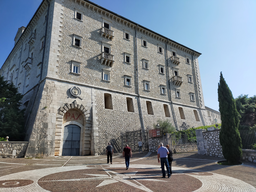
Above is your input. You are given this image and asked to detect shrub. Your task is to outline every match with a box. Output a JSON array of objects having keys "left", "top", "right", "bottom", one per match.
[
  {"left": 154, "top": 119, "right": 176, "bottom": 134},
  {"left": 252, "top": 144, "right": 256, "bottom": 150},
  {"left": 0, "top": 137, "right": 6, "bottom": 141}
]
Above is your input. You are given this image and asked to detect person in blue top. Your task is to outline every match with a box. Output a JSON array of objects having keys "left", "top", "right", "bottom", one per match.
[{"left": 157, "top": 143, "right": 171, "bottom": 178}]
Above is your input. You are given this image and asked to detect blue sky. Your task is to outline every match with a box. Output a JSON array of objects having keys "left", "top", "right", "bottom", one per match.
[{"left": 0, "top": 0, "right": 255, "bottom": 111}]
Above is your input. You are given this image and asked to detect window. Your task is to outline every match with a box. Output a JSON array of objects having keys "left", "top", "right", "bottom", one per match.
[
  {"left": 159, "top": 65, "right": 164, "bottom": 74},
  {"left": 179, "top": 107, "right": 185, "bottom": 119},
  {"left": 37, "top": 62, "right": 42, "bottom": 78},
  {"left": 142, "top": 59, "right": 149, "bottom": 69},
  {"left": 194, "top": 110, "right": 200, "bottom": 121},
  {"left": 176, "top": 89, "right": 180, "bottom": 98},
  {"left": 160, "top": 85, "right": 166, "bottom": 95},
  {"left": 102, "top": 70, "right": 110, "bottom": 82},
  {"left": 40, "top": 37, "right": 45, "bottom": 50},
  {"left": 124, "top": 76, "right": 131, "bottom": 87},
  {"left": 104, "top": 46, "right": 110, "bottom": 53},
  {"left": 172, "top": 52, "right": 176, "bottom": 56},
  {"left": 174, "top": 70, "right": 178, "bottom": 76},
  {"left": 186, "top": 58, "right": 190, "bottom": 64},
  {"left": 124, "top": 32, "right": 130, "bottom": 40},
  {"left": 75, "top": 39, "right": 80, "bottom": 46},
  {"left": 146, "top": 101, "right": 154, "bottom": 115},
  {"left": 126, "top": 97, "right": 134, "bottom": 112},
  {"left": 72, "top": 35, "right": 82, "bottom": 48},
  {"left": 104, "top": 93, "right": 113, "bottom": 109},
  {"left": 75, "top": 11, "right": 82, "bottom": 21},
  {"left": 30, "top": 52, "right": 34, "bottom": 62},
  {"left": 44, "top": 15, "right": 47, "bottom": 24},
  {"left": 163, "top": 104, "right": 170, "bottom": 117},
  {"left": 71, "top": 61, "right": 80, "bottom": 75},
  {"left": 188, "top": 75, "right": 192, "bottom": 83},
  {"left": 124, "top": 53, "right": 131, "bottom": 64},
  {"left": 142, "top": 39, "right": 147, "bottom": 47},
  {"left": 190, "top": 93, "right": 195, "bottom": 102},
  {"left": 24, "top": 100, "right": 29, "bottom": 108},
  {"left": 104, "top": 22, "right": 110, "bottom": 29},
  {"left": 143, "top": 81, "right": 150, "bottom": 91},
  {"left": 33, "top": 29, "right": 37, "bottom": 39},
  {"left": 158, "top": 46, "right": 163, "bottom": 54}
]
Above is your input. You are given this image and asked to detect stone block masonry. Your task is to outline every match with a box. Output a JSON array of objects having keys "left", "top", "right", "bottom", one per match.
[
  {"left": 196, "top": 129, "right": 223, "bottom": 158},
  {"left": 0, "top": 141, "right": 29, "bottom": 158}
]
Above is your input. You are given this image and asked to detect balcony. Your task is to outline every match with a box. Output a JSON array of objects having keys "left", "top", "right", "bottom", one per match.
[
  {"left": 171, "top": 76, "right": 183, "bottom": 86},
  {"left": 170, "top": 56, "right": 180, "bottom": 65},
  {"left": 101, "top": 52, "right": 114, "bottom": 67},
  {"left": 101, "top": 27, "right": 114, "bottom": 40},
  {"left": 28, "top": 32, "right": 36, "bottom": 45},
  {"left": 23, "top": 57, "right": 33, "bottom": 70}
]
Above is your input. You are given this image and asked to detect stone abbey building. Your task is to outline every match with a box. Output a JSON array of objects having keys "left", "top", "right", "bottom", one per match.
[{"left": 0, "top": 0, "right": 220, "bottom": 157}]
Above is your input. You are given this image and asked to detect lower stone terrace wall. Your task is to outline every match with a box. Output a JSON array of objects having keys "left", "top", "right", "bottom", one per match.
[
  {"left": 148, "top": 134, "right": 197, "bottom": 153},
  {"left": 242, "top": 149, "right": 256, "bottom": 163},
  {"left": 174, "top": 143, "right": 198, "bottom": 153},
  {"left": 0, "top": 141, "right": 29, "bottom": 158},
  {"left": 196, "top": 129, "right": 256, "bottom": 164}
]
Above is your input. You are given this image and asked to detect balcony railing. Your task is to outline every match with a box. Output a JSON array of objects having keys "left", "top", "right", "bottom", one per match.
[
  {"left": 170, "top": 56, "right": 180, "bottom": 65},
  {"left": 28, "top": 32, "right": 36, "bottom": 44},
  {"left": 171, "top": 76, "right": 183, "bottom": 86},
  {"left": 101, "top": 27, "right": 114, "bottom": 40},
  {"left": 23, "top": 57, "right": 33, "bottom": 70},
  {"left": 101, "top": 52, "right": 114, "bottom": 67}
]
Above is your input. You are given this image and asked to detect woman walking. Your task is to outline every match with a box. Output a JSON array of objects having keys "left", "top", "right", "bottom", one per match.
[{"left": 166, "top": 145, "right": 173, "bottom": 175}]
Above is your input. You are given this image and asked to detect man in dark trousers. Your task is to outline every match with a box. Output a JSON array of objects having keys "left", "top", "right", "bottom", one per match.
[
  {"left": 106, "top": 143, "right": 113, "bottom": 164},
  {"left": 123, "top": 144, "right": 132, "bottom": 170},
  {"left": 157, "top": 143, "right": 171, "bottom": 178}
]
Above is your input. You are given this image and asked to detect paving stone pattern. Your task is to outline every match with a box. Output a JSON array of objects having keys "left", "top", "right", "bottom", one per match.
[{"left": 0, "top": 152, "right": 255, "bottom": 191}]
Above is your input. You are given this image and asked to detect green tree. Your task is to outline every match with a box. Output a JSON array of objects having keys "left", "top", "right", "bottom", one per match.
[
  {"left": 235, "top": 94, "right": 256, "bottom": 130},
  {"left": 154, "top": 119, "right": 176, "bottom": 134},
  {"left": 0, "top": 76, "right": 25, "bottom": 141},
  {"left": 218, "top": 72, "right": 242, "bottom": 164}
]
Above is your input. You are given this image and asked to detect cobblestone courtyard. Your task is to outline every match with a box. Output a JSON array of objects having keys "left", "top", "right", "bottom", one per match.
[{"left": 0, "top": 152, "right": 255, "bottom": 192}]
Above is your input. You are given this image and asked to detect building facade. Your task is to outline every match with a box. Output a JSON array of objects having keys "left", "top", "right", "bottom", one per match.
[{"left": 0, "top": 0, "right": 220, "bottom": 157}]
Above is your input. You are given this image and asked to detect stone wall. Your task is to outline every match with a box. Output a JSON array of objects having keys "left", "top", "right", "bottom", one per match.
[
  {"left": 0, "top": 141, "right": 29, "bottom": 158},
  {"left": 174, "top": 143, "right": 198, "bottom": 153},
  {"left": 196, "top": 129, "right": 223, "bottom": 158},
  {"left": 148, "top": 133, "right": 197, "bottom": 153},
  {"left": 242, "top": 149, "right": 256, "bottom": 163},
  {"left": 196, "top": 129, "right": 256, "bottom": 164}
]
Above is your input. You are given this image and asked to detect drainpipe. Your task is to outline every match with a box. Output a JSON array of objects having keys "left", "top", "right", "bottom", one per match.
[
  {"left": 134, "top": 25, "right": 145, "bottom": 136},
  {"left": 165, "top": 40, "right": 178, "bottom": 130}
]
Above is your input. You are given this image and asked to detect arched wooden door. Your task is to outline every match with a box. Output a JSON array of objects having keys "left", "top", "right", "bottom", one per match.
[{"left": 62, "top": 124, "right": 81, "bottom": 156}]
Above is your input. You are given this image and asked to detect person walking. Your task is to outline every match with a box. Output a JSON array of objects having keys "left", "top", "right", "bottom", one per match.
[
  {"left": 166, "top": 144, "right": 173, "bottom": 175},
  {"left": 157, "top": 143, "right": 171, "bottom": 178},
  {"left": 138, "top": 140, "right": 143, "bottom": 153},
  {"left": 123, "top": 144, "right": 132, "bottom": 170},
  {"left": 106, "top": 143, "right": 113, "bottom": 164}
]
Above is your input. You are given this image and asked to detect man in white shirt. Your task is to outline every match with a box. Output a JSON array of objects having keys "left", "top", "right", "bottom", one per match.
[{"left": 157, "top": 143, "right": 171, "bottom": 178}]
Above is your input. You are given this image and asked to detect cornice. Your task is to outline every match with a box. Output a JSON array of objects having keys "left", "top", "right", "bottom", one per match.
[
  {"left": 1, "top": 0, "right": 50, "bottom": 70},
  {"left": 77, "top": 0, "right": 201, "bottom": 56}
]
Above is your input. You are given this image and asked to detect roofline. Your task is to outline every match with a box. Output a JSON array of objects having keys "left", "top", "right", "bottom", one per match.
[
  {"left": 1, "top": 0, "right": 47, "bottom": 70},
  {"left": 84, "top": 0, "right": 201, "bottom": 55},
  {"left": 1, "top": 0, "right": 201, "bottom": 70},
  {"left": 205, "top": 106, "right": 220, "bottom": 113}
]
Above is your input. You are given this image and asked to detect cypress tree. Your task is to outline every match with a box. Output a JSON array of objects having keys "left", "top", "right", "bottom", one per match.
[
  {"left": 218, "top": 72, "right": 242, "bottom": 164},
  {"left": 0, "top": 76, "right": 25, "bottom": 141}
]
